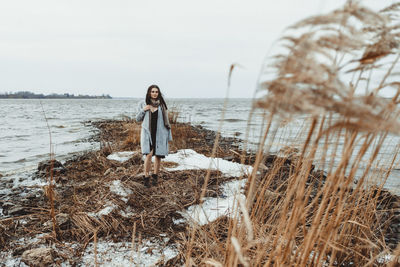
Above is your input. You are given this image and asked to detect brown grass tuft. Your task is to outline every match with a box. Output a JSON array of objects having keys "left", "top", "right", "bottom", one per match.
[{"left": 122, "top": 123, "right": 141, "bottom": 149}]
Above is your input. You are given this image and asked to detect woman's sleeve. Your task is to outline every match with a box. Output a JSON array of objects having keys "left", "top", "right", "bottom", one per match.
[{"left": 136, "top": 102, "right": 146, "bottom": 122}]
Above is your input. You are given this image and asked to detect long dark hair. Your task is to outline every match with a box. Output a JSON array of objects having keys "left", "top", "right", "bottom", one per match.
[{"left": 145, "top": 84, "right": 168, "bottom": 109}]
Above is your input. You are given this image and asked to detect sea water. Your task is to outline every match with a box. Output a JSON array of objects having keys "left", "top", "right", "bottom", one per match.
[{"left": 1, "top": 98, "right": 399, "bottom": 194}]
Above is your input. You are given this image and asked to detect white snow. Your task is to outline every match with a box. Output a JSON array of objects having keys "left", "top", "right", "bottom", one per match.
[
  {"left": 163, "top": 149, "right": 252, "bottom": 225},
  {"left": 119, "top": 206, "right": 135, "bottom": 218},
  {"left": 178, "top": 179, "right": 246, "bottom": 226},
  {"left": 7, "top": 171, "right": 47, "bottom": 189},
  {"left": 0, "top": 253, "right": 27, "bottom": 267},
  {"left": 88, "top": 202, "right": 118, "bottom": 218},
  {"left": 376, "top": 253, "right": 396, "bottom": 264},
  {"left": 109, "top": 180, "right": 132, "bottom": 200},
  {"left": 165, "top": 149, "right": 252, "bottom": 177},
  {"left": 79, "top": 239, "right": 178, "bottom": 267},
  {"left": 106, "top": 152, "right": 136, "bottom": 162},
  {"left": 172, "top": 217, "right": 186, "bottom": 225}
]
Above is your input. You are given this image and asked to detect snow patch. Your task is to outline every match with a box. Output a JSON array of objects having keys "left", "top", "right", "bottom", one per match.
[
  {"left": 107, "top": 152, "right": 135, "bottom": 162},
  {"left": 377, "top": 253, "right": 396, "bottom": 264},
  {"left": 0, "top": 253, "right": 27, "bottom": 267},
  {"left": 178, "top": 178, "right": 247, "bottom": 226},
  {"left": 88, "top": 203, "right": 118, "bottom": 218},
  {"left": 165, "top": 149, "right": 252, "bottom": 177},
  {"left": 172, "top": 218, "right": 186, "bottom": 225},
  {"left": 109, "top": 180, "right": 132, "bottom": 199},
  {"left": 119, "top": 207, "right": 135, "bottom": 218}
]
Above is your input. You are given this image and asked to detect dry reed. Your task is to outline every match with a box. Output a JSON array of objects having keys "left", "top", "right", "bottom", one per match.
[
  {"left": 180, "top": 1, "right": 400, "bottom": 266},
  {"left": 39, "top": 100, "right": 59, "bottom": 240}
]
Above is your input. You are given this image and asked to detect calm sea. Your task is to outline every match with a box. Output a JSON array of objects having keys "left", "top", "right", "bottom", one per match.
[{"left": 1, "top": 98, "right": 399, "bottom": 194}]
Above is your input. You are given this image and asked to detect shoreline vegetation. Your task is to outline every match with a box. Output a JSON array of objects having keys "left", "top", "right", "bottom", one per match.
[
  {"left": 0, "top": 91, "right": 112, "bottom": 99},
  {"left": 0, "top": 118, "right": 250, "bottom": 265},
  {"left": 1, "top": 118, "right": 400, "bottom": 266}
]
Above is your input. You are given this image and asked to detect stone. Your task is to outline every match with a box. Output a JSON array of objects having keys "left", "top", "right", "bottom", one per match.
[
  {"left": 7, "top": 206, "right": 28, "bottom": 216},
  {"left": 26, "top": 193, "right": 39, "bottom": 200},
  {"left": 21, "top": 248, "right": 54, "bottom": 267},
  {"left": 223, "top": 156, "right": 234, "bottom": 161},
  {"left": 37, "top": 160, "right": 65, "bottom": 177},
  {"left": 44, "top": 213, "right": 70, "bottom": 229},
  {"left": 38, "top": 159, "right": 63, "bottom": 172}
]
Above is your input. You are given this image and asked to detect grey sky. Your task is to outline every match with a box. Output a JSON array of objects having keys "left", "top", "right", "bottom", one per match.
[{"left": 0, "top": 0, "right": 395, "bottom": 98}]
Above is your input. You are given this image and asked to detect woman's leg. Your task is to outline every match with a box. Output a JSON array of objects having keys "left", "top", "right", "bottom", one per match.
[
  {"left": 151, "top": 156, "right": 161, "bottom": 186},
  {"left": 144, "top": 151, "right": 153, "bottom": 176},
  {"left": 154, "top": 156, "right": 161, "bottom": 175}
]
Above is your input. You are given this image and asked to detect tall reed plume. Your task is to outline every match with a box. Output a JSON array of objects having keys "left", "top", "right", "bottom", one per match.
[{"left": 183, "top": 1, "right": 400, "bottom": 266}]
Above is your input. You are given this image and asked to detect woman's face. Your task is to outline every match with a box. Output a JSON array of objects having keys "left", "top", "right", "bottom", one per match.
[{"left": 150, "top": 88, "right": 159, "bottom": 99}]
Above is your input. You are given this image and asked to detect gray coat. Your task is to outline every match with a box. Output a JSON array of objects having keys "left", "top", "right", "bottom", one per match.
[{"left": 135, "top": 101, "right": 172, "bottom": 156}]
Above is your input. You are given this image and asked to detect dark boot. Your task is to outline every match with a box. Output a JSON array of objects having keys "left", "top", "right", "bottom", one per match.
[
  {"left": 143, "top": 176, "right": 150, "bottom": 188},
  {"left": 151, "top": 174, "right": 158, "bottom": 186}
]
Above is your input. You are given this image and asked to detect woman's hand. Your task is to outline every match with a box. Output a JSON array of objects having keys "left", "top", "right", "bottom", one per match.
[{"left": 143, "top": 105, "right": 151, "bottom": 111}]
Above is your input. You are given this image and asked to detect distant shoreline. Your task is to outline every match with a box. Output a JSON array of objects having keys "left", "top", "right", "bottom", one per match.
[{"left": 0, "top": 91, "right": 112, "bottom": 99}]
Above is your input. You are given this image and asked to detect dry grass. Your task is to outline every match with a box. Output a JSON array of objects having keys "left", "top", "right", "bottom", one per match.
[
  {"left": 178, "top": 1, "right": 400, "bottom": 266},
  {"left": 0, "top": 116, "right": 249, "bottom": 264},
  {"left": 170, "top": 123, "right": 200, "bottom": 151},
  {"left": 122, "top": 123, "right": 141, "bottom": 150}
]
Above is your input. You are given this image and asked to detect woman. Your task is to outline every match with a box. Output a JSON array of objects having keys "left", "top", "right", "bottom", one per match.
[{"left": 136, "top": 85, "right": 172, "bottom": 187}]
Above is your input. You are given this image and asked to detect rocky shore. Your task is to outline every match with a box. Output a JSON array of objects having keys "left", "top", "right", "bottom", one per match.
[{"left": 1, "top": 119, "right": 399, "bottom": 266}]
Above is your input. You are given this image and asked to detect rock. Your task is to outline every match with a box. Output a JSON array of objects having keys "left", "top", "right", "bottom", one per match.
[
  {"left": 7, "top": 206, "right": 28, "bottom": 216},
  {"left": 0, "top": 173, "right": 3, "bottom": 178},
  {"left": 37, "top": 160, "right": 65, "bottom": 177},
  {"left": 26, "top": 192, "right": 40, "bottom": 200},
  {"left": 38, "top": 159, "right": 63, "bottom": 172},
  {"left": 223, "top": 156, "right": 234, "bottom": 161},
  {"left": 44, "top": 213, "right": 70, "bottom": 229},
  {"left": 21, "top": 248, "right": 55, "bottom": 267}
]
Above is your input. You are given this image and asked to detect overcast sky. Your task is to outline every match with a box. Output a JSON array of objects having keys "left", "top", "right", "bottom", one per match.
[{"left": 0, "top": 0, "right": 395, "bottom": 98}]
